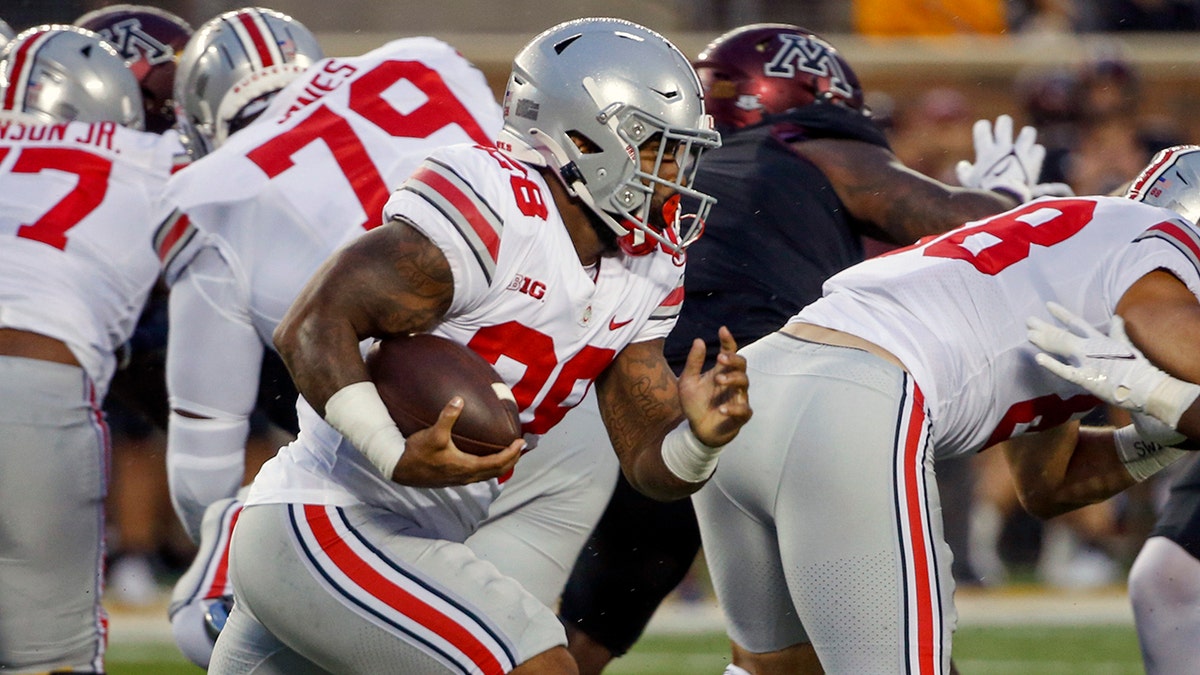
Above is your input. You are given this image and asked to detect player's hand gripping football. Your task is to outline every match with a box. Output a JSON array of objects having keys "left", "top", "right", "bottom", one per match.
[
  {"left": 677, "top": 326, "right": 752, "bottom": 447},
  {"left": 391, "top": 397, "right": 523, "bottom": 487},
  {"left": 955, "top": 114, "right": 1072, "bottom": 202},
  {"left": 1027, "top": 301, "right": 1200, "bottom": 432}
]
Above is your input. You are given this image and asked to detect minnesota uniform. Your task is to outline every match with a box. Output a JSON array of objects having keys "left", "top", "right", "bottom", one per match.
[
  {"left": 694, "top": 195, "right": 1200, "bottom": 673},
  {"left": 0, "top": 118, "right": 182, "bottom": 672}
]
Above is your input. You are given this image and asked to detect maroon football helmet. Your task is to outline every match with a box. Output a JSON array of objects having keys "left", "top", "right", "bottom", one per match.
[
  {"left": 75, "top": 4, "right": 193, "bottom": 133},
  {"left": 693, "top": 23, "right": 866, "bottom": 130}
]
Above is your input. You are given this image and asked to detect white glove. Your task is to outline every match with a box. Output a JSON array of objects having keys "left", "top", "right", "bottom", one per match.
[
  {"left": 955, "top": 114, "right": 1047, "bottom": 203},
  {"left": 1027, "top": 301, "right": 1200, "bottom": 428}
]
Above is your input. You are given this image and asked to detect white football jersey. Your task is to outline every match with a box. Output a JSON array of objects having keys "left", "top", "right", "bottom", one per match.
[
  {"left": 248, "top": 142, "right": 686, "bottom": 540},
  {"left": 159, "top": 37, "right": 504, "bottom": 346},
  {"left": 795, "top": 196, "right": 1200, "bottom": 457},
  {"left": 0, "top": 119, "right": 183, "bottom": 395}
]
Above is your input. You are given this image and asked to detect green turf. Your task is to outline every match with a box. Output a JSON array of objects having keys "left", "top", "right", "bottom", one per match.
[{"left": 104, "top": 624, "right": 1144, "bottom": 674}]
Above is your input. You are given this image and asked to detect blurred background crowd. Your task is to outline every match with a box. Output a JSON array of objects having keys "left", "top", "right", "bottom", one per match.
[{"left": 5, "top": 0, "right": 1198, "bottom": 609}]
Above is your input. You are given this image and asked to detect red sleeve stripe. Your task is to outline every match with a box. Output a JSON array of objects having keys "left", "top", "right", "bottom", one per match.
[
  {"left": 649, "top": 277, "right": 685, "bottom": 321},
  {"left": 227, "top": 9, "right": 282, "bottom": 69},
  {"left": 3, "top": 29, "right": 54, "bottom": 112},
  {"left": 292, "top": 504, "right": 515, "bottom": 674},
  {"left": 401, "top": 159, "right": 503, "bottom": 284},
  {"left": 1136, "top": 220, "right": 1200, "bottom": 279},
  {"left": 154, "top": 209, "right": 195, "bottom": 264}
]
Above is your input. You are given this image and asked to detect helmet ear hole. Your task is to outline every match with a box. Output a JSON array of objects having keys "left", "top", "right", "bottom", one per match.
[{"left": 567, "top": 131, "right": 601, "bottom": 154}]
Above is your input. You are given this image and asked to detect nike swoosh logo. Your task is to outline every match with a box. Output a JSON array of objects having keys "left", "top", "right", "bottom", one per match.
[
  {"left": 609, "top": 317, "right": 633, "bottom": 331},
  {"left": 1084, "top": 352, "right": 1136, "bottom": 360}
]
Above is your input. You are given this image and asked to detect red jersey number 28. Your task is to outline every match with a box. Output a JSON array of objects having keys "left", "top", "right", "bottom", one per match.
[
  {"left": 923, "top": 199, "right": 1097, "bottom": 275},
  {"left": 2, "top": 146, "right": 114, "bottom": 251}
]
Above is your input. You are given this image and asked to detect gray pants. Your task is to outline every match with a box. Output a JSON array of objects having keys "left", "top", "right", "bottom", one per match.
[
  {"left": 210, "top": 502, "right": 567, "bottom": 674},
  {"left": 693, "top": 334, "right": 956, "bottom": 674},
  {"left": 0, "top": 356, "right": 109, "bottom": 673}
]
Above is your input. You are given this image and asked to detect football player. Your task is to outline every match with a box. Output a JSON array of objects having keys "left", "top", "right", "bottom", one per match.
[
  {"left": 556, "top": 23, "right": 1068, "bottom": 674},
  {"left": 207, "top": 18, "right": 749, "bottom": 674},
  {"left": 691, "top": 149, "right": 1200, "bottom": 672},
  {"left": 155, "top": 7, "right": 516, "bottom": 668},
  {"left": 0, "top": 25, "right": 186, "bottom": 674}
]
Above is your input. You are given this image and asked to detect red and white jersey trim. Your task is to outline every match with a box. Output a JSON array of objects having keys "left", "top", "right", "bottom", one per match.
[{"left": 400, "top": 158, "right": 503, "bottom": 284}]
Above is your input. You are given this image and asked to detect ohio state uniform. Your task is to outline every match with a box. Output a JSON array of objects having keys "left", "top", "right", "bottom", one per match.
[
  {"left": 217, "top": 141, "right": 684, "bottom": 673},
  {"left": 0, "top": 118, "right": 182, "bottom": 673},
  {"left": 158, "top": 37, "right": 504, "bottom": 661},
  {"left": 695, "top": 195, "right": 1200, "bottom": 674}
]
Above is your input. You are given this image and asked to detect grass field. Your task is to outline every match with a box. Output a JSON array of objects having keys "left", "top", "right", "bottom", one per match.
[{"left": 104, "top": 622, "right": 1143, "bottom": 674}]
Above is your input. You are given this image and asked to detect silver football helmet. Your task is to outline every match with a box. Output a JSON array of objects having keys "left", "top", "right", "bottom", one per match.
[
  {"left": 0, "top": 25, "right": 144, "bottom": 128},
  {"left": 497, "top": 18, "right": 721, "bottom": 256},
  {"left": 174, "top": 7, "right": 322, "bottom": 156},
  {"left": 1126, "top": 145, "right": 1200, "bottom": 224}
]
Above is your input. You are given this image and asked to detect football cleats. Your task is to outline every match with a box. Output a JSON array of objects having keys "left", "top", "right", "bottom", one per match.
[
  {"left": 1126, "top": 144, "right": 1200, "bottom": 225},
  {"left": 693, "top": 23, "right": 867, "bottom": 131},
  {"left": 76, "top": 4, "right": 193, "bottom": 134},
  {"left": 174, "top": 7, "right": 322, "bottom": 156},
  {"left": 0, "top": 25, "right": 144, "bottom": 128},
  {"left": 497, "top": 18, "right": 720, "bottom": 256}
]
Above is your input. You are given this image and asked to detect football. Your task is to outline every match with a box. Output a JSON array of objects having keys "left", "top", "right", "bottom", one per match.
[{"left": 365, "top": 334, "right": 522, "bottom": 456}]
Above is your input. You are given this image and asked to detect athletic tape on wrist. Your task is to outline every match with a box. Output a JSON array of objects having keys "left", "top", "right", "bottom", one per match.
[
  {"left": 1113, "top": 424, "right": 1187, "bottom": 482},
  {"left": 324, "top": 381, "right": 405, "bottom": 478},
  {"left": 1146, "top": 377, "right": 1200, "bottom": 430},
  {"left": 661, "top": 420, "right": 722, "bottom": 483}
]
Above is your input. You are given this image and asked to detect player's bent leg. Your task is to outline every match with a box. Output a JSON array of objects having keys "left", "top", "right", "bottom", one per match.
[
  {"left": 699, "top": 335, "right": 955, "bottom": 674},
  {"left": 467, "top": 391, "right": 619, "bottom": 606},
  {"left": 227, "top": 502, "right": 568, "bottom": 673},
  {"left": 0, "top": 360, "right": 108, "bottom": 673},
  {"left": 169, "top": 492, "right": 245, "bottom": 667},
  {"left": 730, "top": 640, "right": 823, "bottom": 675},
  {"left": 1129, "top": 536, "right": 1200, "bottom": 674}
]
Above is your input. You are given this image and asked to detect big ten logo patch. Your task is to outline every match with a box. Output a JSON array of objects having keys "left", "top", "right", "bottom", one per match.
[{"left": 507, "top": 274, "right": 546, "bottom": 300}]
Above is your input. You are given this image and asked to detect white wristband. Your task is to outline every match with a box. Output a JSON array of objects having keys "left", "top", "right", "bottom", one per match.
[
  {"left": 1113, "top": 424, "right": 1187, "bottom": 482},
  {"left": 1146, "top": 376, "right": 1200, "bottom": 430},
  {"left": 324, "top": 381, "right": 405, "bottom": 478},
  {"left": 661, "top": 421, "right": 722, "bottom": 483}
]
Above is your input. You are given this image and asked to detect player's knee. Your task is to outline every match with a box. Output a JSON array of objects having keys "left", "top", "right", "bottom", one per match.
[{"left": 1130, "top": 538, "right": 1200, "bottom": 613}]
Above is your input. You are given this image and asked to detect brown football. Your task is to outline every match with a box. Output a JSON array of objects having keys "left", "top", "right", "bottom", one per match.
[{"left": 365, "top": 334, "right": 521, "bottom": 456}]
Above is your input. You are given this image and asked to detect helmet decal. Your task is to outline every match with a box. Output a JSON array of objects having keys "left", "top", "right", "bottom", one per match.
[
  {"left": 763, "top": 33, "right": 855, "bottom": 101},
  {"left": 1, "top": 25, "right": 143, "bottom": 128}
]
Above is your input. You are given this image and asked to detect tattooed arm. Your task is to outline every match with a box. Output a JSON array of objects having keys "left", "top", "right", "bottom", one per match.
[
  {"left": 274, "top": 217, "right": 521, "bottom": 486},
  {"left": 790, "top": 138, "right": 1018, "bottom": 244},
  {"left": 274, "top": 217, "right": 453, "bottom": 414},
  {"left": 595, "top": 328, "right": 751, "bottom": 501}
]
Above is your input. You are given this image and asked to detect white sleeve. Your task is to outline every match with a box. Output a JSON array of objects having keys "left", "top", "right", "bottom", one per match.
[{"left": 165, "top": 246, "right": 263, "bottom": 539}]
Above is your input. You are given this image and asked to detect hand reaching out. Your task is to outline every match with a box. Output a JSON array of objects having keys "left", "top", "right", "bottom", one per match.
[{"left": 677, "top": 325, "right": 751, "bottom": 447}]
